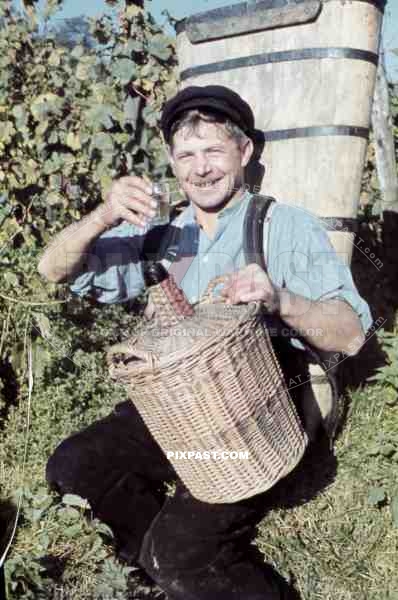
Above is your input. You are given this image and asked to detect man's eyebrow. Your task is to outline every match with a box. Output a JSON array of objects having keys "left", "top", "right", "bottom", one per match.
[
  {"left": 175, "top": 150, "right": 194, "bottom": 157},
  {"left": 174, "top": 144, "right": 226, "bottom": 157}
]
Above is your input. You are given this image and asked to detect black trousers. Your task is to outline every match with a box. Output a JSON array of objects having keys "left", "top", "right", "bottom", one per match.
[
  {"left": 0, "top": 564, "right": 5, "bottom": 600},
  {"left": 46, "top": 401, "right": 287, "bottom": 600}
]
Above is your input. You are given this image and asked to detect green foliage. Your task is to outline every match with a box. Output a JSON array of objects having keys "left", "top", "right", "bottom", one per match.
[
  {"left": 0, "top": 0, "right": 178, "bottom": 596},
  {"left": 4, "top": 485, "right": 132, "bottom": 598},
  {"left": 368, "top": 330, "right": 398, "bottom": 394},
  {"left": 1, "top": 296, "right": 142, "bottom": 597},
  {"left": 255, "top": 383, "right": 398, "bottom": 599},
  {"left": 0, "top": 1, "right": 396, "bottom": 597},
  {"left": 359, "top": 82, "right": 398, "bottom": 216},
  {"left": 367, "top": 485, "right": 387, "bottom": 506},
  {"left": 0, "top": 0, "right": 178, "bottom": 248}
]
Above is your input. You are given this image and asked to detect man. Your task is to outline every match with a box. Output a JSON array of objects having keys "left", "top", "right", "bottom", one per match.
[
  {"left": 39, "top": 85, "right": 371, "bottom": 599},
  {"left": 0, "top": 564, "right": 5, "bottom": 600}
]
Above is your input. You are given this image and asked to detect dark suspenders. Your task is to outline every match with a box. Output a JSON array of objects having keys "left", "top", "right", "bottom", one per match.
[
  {"left": 243, "top": 193, "right": 276, "bottom": 273},
  {"left": 242, "top": 193, "right": 339, "bottom": 441},
  {"left": 142, "top": 193, "right": 339, "bottom": 440}
]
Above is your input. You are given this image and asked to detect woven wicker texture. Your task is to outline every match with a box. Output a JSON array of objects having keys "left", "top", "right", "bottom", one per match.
[
  {"left": 108, "top": 278, "right": 308, "bottom": 503},
  {"left": 149, "top": 277, "right": 195, "bottom": 329}
]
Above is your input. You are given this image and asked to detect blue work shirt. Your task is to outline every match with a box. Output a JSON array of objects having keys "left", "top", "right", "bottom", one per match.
[{"left": 70, "top": 192, "right": 372, "bottom": 338}]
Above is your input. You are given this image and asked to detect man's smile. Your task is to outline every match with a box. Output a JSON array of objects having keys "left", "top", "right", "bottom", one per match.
[{"left": 190, "top": 177, "right": 224, "bottom": 189}]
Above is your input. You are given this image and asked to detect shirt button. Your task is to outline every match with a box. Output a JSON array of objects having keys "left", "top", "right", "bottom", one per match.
[{"left": 203, "top": 255, "right": 209, "bottom": 264}]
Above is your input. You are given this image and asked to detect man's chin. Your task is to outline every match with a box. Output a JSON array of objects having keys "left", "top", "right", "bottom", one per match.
[
  {"left": 185, "top": 184, "right": 236, "bottom": 211},
  {"left": 189, "top": 194, "right": 231, "bottom": 212}
]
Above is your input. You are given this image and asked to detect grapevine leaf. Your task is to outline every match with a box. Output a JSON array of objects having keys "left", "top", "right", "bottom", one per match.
[
  {"left": 124, "top": 95, "right": 140, "bottom": 127},
  {"left": 62, "top": 493, "right": 91, "bottom": 510},
  {"left": 64, "top": 524, "right": 84, "bottom": 538},
  {"left": 86, "top": 104, "right": 115, "bottom": 130},
  {"left": 127, "top": 39, "right": 144, "bottom": 53},
  {"left": 142, "top": 104, "right": 160, "bottom": 127},
  {"left": 112, "top": 58, "right": 137, "bottom": 84},
  {"left": 58, "top": 507, "right": 81, "bottom": 523},
  {"left": 66, "top": 132, "right": 82, "bottom": 151},
  {"left": 367, "top": 487, "right": 387, "bottom": 507},
  {"left": 12, "top": 105, "right": 27, "bottom": 124},
  {"left": 48, "top": 51, "right": 61, "bottom": 67},
  {"left": 91, "top": 132, "right": 114, "bottom": 155},
  {"left": 30, "top": 93, "right": 63, "bottom": 120},
  {"left": 93, "top": 520, "right": 115, "bottom": 538},
  {"left": 71, "top": 45, "right": 85, "bottom": 60},
  {"left": 33, "top": 313, "right": 51, "bottom": 339},
  {"left": 125, "top": 5, "right": 142, "bottom": 18},
  {"left": 148, "top": 34, "right": 172, "bottom": 61}
]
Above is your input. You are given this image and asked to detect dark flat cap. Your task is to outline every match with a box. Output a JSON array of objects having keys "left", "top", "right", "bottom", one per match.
[{"left": 160, "top": 85, "right": 255, "bottom": 143}]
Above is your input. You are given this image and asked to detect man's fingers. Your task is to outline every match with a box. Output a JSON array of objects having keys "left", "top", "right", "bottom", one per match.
[
  {"left": 119, "top": 206, "right": 147, "bottom": 228},
  {"left": 217, "top": 267, "right": 274, "bottom": 305},
  {"left": 222, "top": 281, "right": 266, "bottom": 304},
  {"left": 220, "top": 275, "right": 235, "bottom": 295},
  {"left": 221, "top": 280, "right": 253, "bottom": 297},
  {"left": 122, "top": 192, "right": 157, "bottom": 218},
  {"left": 100, "top": 175, "right": 159, "bottom": 227},
  {"left": 220, "top": 268, "right": 268, "bottom": 299},
  {"left": 121, "top": 176, "right": 153, "bottom": 195},
  {"left": 110, "top": 176, "right": 156, "bottom": 210},
  {"left": 123, "top": 182, "right": 155, "bottom": 205},
  {"left": 115, "top": 186, "right": 156, "bottom": 209},
  {"left": 221, "top": 286, "right": 242, "bottom": 304},
  {"left": 236, "top": 291, "right": 259, "bottom": 302},
  {"left": 110, "top": 190, "right": 156, "bottom": 219}
]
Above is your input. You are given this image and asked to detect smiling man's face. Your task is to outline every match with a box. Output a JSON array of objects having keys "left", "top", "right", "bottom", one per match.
[{"left": 169, "top": 120, "right": 253, "bottom": 213}]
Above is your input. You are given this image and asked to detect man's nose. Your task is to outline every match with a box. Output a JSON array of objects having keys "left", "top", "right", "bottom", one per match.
[{"left": 193, "top": 153, "right": 211, "bottom": 176}]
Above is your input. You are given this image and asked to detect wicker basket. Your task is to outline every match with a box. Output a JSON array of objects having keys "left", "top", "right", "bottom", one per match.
[{"left": 108, "top": 278, "right": 308, "bottom": 503}]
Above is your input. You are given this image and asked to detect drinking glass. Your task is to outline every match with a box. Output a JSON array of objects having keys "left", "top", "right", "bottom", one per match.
[{"left": 151, "top": 181, "right": 170, "bottom": 226}]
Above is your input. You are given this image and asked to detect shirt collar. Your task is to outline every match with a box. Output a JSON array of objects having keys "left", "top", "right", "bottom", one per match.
[
  {"left": 218, "top": 189, "right": 252, "bottom": 219},
  {"left": 177, "top": 189, "right": 252, "bottom": 226}
]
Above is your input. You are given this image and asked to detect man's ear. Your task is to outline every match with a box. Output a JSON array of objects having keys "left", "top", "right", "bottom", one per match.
[
  {"left": 241, "top": 137, "right": 254, "bottom": 168},
  {"left": 168, "top": 146, "right": 177, "bottom": 175}
]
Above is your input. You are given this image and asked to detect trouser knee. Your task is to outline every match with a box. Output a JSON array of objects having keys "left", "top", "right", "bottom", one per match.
[
  {"left": 139, "top": 528, "right": 177, "bottom": 591},
  {"left": 139, "top": 527, "right": 282, "bottom": 600},
  {"left": 138, "top": 512, "right": 212, "bottom": 593},
  {"left": 46, "top": 436, "right": 84, "bottom": 495}
]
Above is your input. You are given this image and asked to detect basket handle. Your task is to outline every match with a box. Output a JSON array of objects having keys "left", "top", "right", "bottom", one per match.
[
  {"left": 199, "top": 275, "right": 230, "bottom": 305},
  {"left": 107, "top": 340, "right": 159, "bottom": 369}
]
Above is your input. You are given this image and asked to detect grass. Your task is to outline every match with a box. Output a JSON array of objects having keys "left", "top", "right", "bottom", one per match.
[
  {"left": 256, "top": 385, "right": 398, "bottom": 599},
  {"left": 1, "top": 307, "right": 398, "bottom": 598}
]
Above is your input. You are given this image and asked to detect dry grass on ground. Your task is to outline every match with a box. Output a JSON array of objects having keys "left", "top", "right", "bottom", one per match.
[
  {"left": 257, "top": 385, "right": 398, "bottom": 600},
  {"left": 2, "top": 378, "right": 398, "bottom": 599}
]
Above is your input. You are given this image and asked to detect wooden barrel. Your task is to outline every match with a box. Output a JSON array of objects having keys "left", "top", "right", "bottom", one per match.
[{"left": 176, "top": 0, "right": 385, "bottom": 264}]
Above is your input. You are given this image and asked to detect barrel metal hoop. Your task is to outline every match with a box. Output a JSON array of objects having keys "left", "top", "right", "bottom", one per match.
[
  {"left": 321, "top": 0, "right": 385, "bottom": 10},
  {"left": 257, "top": 125, "right": 370, "bottom": 142},
  {"left": 180, "top": 48, "right": 378, "bottom": 81},
  {"left": 175, "top": 0, "right": 386, "bottom": 35},
  {"left": 178, "top": 1, "right": 321, "bottom": 42},
  {"left": 318, "top": 217, "right": 358, "bottom": 233},
  {"left": 176, "top": 0, "right": 320, "bottom": 36}
]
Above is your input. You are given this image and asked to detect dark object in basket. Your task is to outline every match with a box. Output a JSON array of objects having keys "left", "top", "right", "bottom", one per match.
[
  {"left": 143, "top": 262, "right": 194, "bottom": 323},
  {"left": 108, "top": 277, "right": 308, "bottom": 503}
]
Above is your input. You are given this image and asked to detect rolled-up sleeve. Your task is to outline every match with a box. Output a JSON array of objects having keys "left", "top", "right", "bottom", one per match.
[
  {"left": 268, "top": 205, "right": 373, "bottom": 335},
  {"left": 69, "top": 222, "right": 146, "bottom": 303}
]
